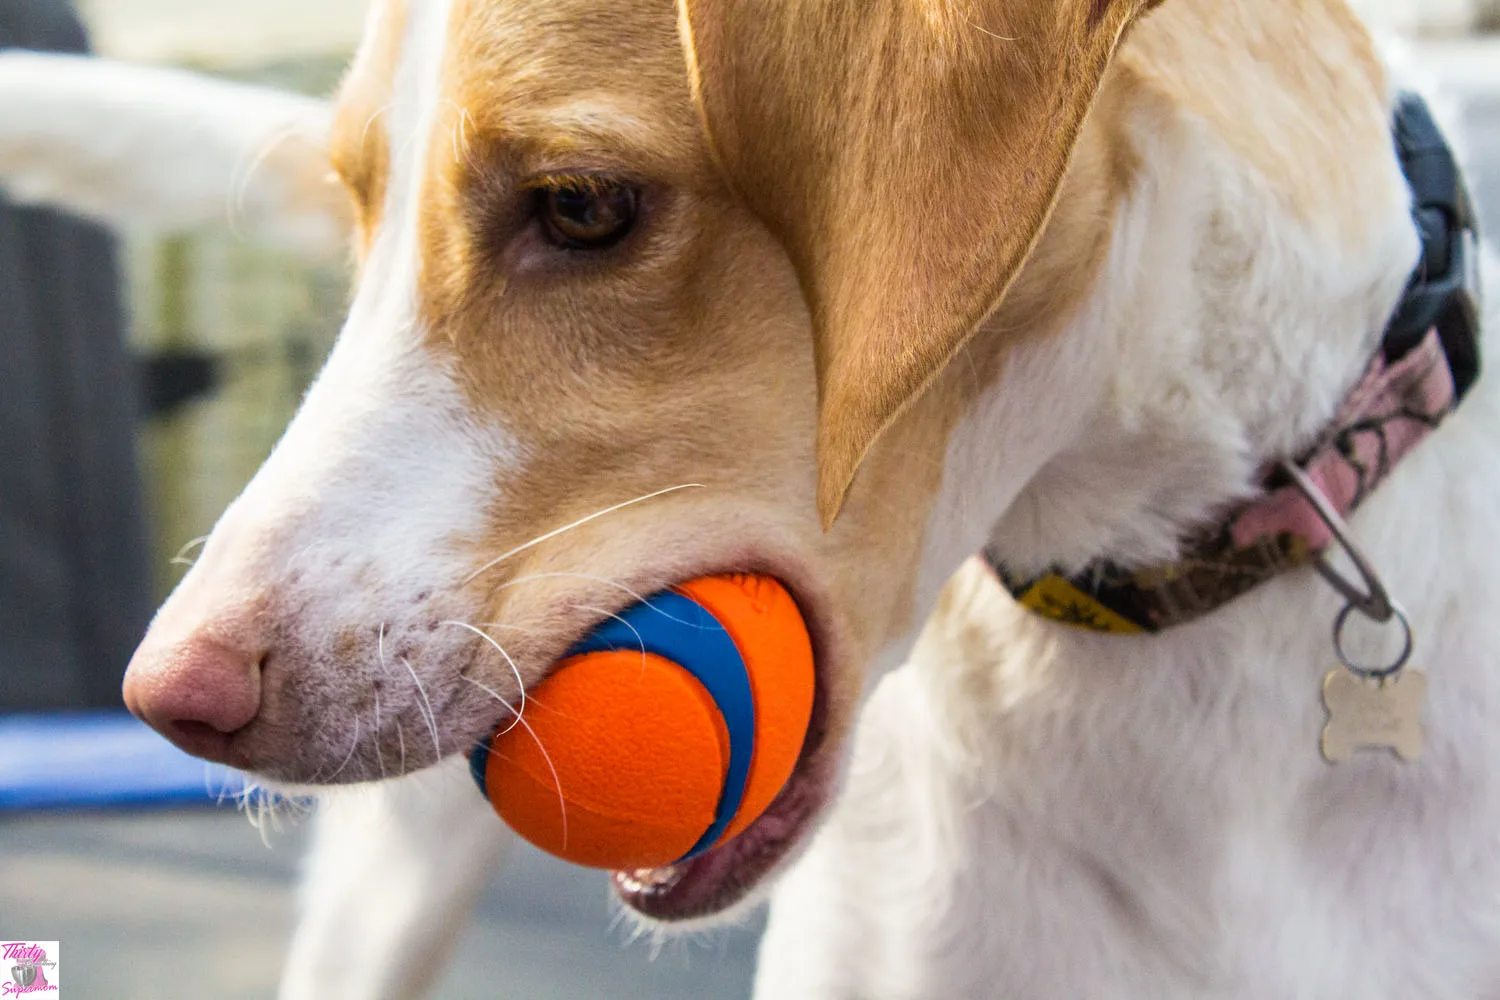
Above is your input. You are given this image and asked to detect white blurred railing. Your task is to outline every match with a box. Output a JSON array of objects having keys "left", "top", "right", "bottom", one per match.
[
  {"left": 77, "top": 0, "right": 369, "bottom": 66},
  {"left": 1349, "top": 0, "right": 1500, "bottom": 36}
]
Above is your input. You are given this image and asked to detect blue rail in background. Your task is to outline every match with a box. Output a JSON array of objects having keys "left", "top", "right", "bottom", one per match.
[{"left": 0, "top": 710, "right": 247, "bottom": 811}]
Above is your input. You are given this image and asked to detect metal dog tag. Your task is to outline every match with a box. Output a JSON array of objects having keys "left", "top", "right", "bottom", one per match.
[
  {"left": 1321, "top": 667, "right": 1426, "bottom": 763},
  {"left": 1280, "top": 461, "right": 1428, "bottom": 765}
]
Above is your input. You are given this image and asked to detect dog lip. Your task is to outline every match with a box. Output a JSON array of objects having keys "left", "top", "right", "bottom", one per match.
[
  {"left": 609, "top": 640, "right": 835, "bottom": 922},
  {"left": 609, "top": 737, "right": 834, "bottom": 921}
]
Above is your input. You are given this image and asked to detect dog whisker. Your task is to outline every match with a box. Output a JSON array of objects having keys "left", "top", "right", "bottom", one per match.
[
  {"left": 171, "top": 535, "right": 209, "bottom": 568},
  {"left": 207, "top": 765, "right": 231, "bottom": 804},
  {"left": 301, "top": 703, "right": 349, "bottom": 785},
  {"left": 249, "top": 788, "right": 309, "bottom": 843},
  {"left": 252, "top": 797, "right": 271, "bottom": 846},
  {"left": 646, "top": 924, "right": 671, "bottom": 962},
  {"left": 606, "top": 905, "right": 630, "bottom": 938},
  {"left": 326, "top": 716, "right": 362, "bottom": 785},
  {"left": 436, "top": 98, "right": 477, "bottom": 165},
  {"left": 576, "top": 604, "right": 649, "bottom": 675},
  {"left": 397, "top": 720, "right": 407, "bottom": 776},
  {"left": 499, "top": 571, "right": 713, "bottom": 630},
  {"left": 212, "top": 769, "right": 254, "bottom": 822},
  {"left": 963, "top": 17, "right": 1017, "bottom": 41},
  {"left": 234, "top": 780, "right": 257, "bottom": 812},
  {"left": 228, "top": 774, "right": 309, "bottom": 839},
  {"left": 229, "top": 123, "right": 304, "bottom": 242},
  {"left": 402, "top": 656, "right": 444, "bottom": 765},
  {"left": 235, "top": 780, "right": 284, "bottom": 847},
  {"left": 440, "top": 621, "right": 528, "bottom": 735},
  {"left": 358, "top": 102, "right": 393, "bottom": 156},
  {"left": 373, "top": 684, "right": 386, "bottom": 781},
  {"left": 462, "top": 483, "right": 706, "bottom": 584},
  {"left": 462, "top": 673, "right": 568, "bottom": 851},
  {"left": 612, "top": 899, "right": 658, "bottom": 953}
]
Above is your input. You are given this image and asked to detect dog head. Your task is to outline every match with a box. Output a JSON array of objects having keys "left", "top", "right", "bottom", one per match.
[{"left": 122, "top": 0, "right": 1158, "bottom": 919}]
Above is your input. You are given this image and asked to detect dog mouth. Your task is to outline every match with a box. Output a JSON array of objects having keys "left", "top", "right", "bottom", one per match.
[
  {"left": 611, "top": 667, "right": 834, "bottom": 922},
  {"left": 459, "top": 554, "right": 846, "bottom": 921},
  {"left": 476, "top": 560, "right": 843, "bottom": 922}
]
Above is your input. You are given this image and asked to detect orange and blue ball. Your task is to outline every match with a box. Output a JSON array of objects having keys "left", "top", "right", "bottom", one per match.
[{"left": 470, "top": 574, "right": 815, "bottom": 870}]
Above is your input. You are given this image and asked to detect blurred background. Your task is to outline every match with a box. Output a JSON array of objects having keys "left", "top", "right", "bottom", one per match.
[
  {"left": 0, "top": 2, "right": 762, "bottom": 997},
  {"left": 0, "top": 1, "right": 1497, "bottom": 998}
]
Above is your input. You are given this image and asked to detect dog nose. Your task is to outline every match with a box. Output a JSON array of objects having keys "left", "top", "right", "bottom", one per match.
[{"left": 123, "top": 636, "right": 263, "bottom": 765}]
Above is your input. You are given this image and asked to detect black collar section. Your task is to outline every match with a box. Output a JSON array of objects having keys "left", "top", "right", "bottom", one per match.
[{"left": 1386, "top": 92, "right": 1482, "bottom": 399}]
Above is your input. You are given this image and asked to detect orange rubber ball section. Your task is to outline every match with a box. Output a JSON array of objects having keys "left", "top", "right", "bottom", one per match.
[
  {"left": 678, "top": 575, "right": 815, "bottom": 846},
  {"left": 485, "top": 574, "right": 815, "bottom": 871}
]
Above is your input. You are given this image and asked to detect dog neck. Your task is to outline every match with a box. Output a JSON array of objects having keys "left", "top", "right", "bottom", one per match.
[
  {"left": 989, "top": 93, "right": 1482, "bottom": 637},
  {"left": 893, "top": 2, "right": 1427, "bottom": 657}
]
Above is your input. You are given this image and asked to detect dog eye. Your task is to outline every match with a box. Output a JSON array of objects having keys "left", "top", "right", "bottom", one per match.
[{"left": 536, "top": 180, "right": 639, "bottom": 251}]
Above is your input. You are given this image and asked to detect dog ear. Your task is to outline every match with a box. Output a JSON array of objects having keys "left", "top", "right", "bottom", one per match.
[{"left": 679, "top": 0, "right": 1161, "bottom": 527}]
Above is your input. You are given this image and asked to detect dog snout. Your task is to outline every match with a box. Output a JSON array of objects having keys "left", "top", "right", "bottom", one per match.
[{"left": 124, "top": 630, "right": 264, "bottom": 766}]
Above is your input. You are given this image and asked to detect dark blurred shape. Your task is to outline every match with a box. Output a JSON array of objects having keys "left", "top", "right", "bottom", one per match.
[
  {"left": 0, "top": 0, "right": 154, "bottom": 709},
  {"left": 139, "top": 350, "right": 222, "bottom": 419}
]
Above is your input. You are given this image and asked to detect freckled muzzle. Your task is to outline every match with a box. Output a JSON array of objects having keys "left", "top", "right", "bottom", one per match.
[
  {"left": 122, "top": 560, "right": 490, "bottom": 784},
  {"left": 469, "top": 574, "right": 814, "bottom": 871}
]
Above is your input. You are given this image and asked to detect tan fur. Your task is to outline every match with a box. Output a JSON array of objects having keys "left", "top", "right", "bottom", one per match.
[
  {"left": 679, "top": 0, "right": 1164, "bottom": 525},
  {"left": 328, "top": 0, "right": 406, "bottom": 252}
]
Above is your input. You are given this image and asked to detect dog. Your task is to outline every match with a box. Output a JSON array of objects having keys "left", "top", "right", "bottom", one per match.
[{"left": 4, "top": 0, "right": 1499, "bottom": 996}]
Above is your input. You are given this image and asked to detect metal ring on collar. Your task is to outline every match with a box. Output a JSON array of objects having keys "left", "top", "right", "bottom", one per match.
[
  {"left": 1280, "top": 460, "right": 1397, "bottom": 624},
  {"left": 1332, "top": 601, "right": 1414, "bottom": 681}
]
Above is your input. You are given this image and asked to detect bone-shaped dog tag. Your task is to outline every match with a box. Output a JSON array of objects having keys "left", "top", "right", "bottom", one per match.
[{"left": 1321, "top": 668, "right": 1426, "bottom": 763}]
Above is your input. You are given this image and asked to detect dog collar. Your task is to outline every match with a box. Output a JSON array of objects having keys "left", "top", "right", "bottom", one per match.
[{"left": 986, "top": 93, "right": 1483, "bottom": 635}]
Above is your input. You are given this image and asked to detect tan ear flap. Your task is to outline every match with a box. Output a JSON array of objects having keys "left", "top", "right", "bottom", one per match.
[{"left": 679, "top": 0, "right": 1160, "bottom": 527}]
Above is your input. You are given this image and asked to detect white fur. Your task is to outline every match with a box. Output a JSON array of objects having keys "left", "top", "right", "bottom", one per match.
[
  {"left": 0, "top": 52, "right": 345, "bottom": 261},
  {"left": 757, "top": 328, "right": 1500, "bottom": 994},
  {"left": 750, "top": 75, "right": 1500, "bottom": 1000},
  {"left": 279, "top": 760, "right": 512, "bottom": 1000}
]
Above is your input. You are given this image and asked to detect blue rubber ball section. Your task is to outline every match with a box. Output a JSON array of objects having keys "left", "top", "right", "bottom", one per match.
[{"left": 470, "top": 588, "right": 756, "bottom": 863}]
